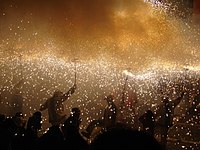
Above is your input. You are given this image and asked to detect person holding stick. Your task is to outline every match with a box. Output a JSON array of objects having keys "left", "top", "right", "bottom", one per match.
[
  {"left": 155, "top": 91, "right": 184, "bottom": 149},
  {"left": 39, "top": 84, "right": 77, "bottom": 126},
  {"left": 81, "top": 94, "right": 117, "bottom": 139},
  {"left": 40, "top": 59, "right": 79, "bottom": 126}
]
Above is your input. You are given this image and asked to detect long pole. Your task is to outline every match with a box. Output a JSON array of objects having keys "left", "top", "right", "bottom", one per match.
[
  {"left": 19, "top": 54, "right": 23, "bottom": 80},
  {"left": 119, "top": 73, "right": 129, "bottom": 122},
  {"left": 73, "top": 58, "right": 78, "bottom": 85},
  {"left": 14, "top": 54, "right": 24, "bottom": 89},
  {"left": 74, "top": 60, "right": 77, "bottom": 84},
  {"left": 121, "top": 74, "right": 128, "bottom": 106}
]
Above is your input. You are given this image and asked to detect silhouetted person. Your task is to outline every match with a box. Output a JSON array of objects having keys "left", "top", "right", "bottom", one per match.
[
  {"left": 189, "top": 90, "right": 200, "bottom": 115},
  {"left": 90, "top": 126, "right": 162, "bottom": 150},
  {"left": 119, "top": 90, "right": 138, "bottom": 125},
  {"left": 10, "top": 112, "right": 26, "bottom": 150},
  {"left": 39, "top": 84, "right": 77, "bottom": 126},
  {"left": 82, "top": 94, "right": 117, "bottom": 139},
  {"left": 62, "top": 107, "right": 89, "bottom": 150},
  {"left": 26, "top": 111, "right": 42, "bottom": 134},
  {"left": 139, "top": 109, "right": 155, "bottom": 136},
  {"left": 10, "top": 80, "right": 25, "bottom": 116},
  {"left": 37, "top": 125, "right": 64, "bottom": 150},
  {"left": 155, "top": 92, "right": 184, "bottom": 150},
  {"left": 0, "top": 114, "right": 12, "bottom": 150},
  {"left": 24, "top": 111, "right": 42, "bottom": 150},
  {"left": 62, "top": 107, "right": 81, "bottom": 133}
]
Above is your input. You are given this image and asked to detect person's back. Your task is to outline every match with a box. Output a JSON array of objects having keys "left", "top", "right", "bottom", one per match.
[
  {"left": 24, "top": 111, "right": 42, "bottom": 150},
  {"left": 62, "top": 107, "right": 81, "bottom": 137},
  {"left": 0, "top": 114, "right": 11, "bottom": 150},
  {"left": 90, "top": 126, "right": 162, "bottom": 150},
  {"left": 103, "top": 95, "right": 117, "bottom": 128},
  {"left": 139, "top": 110, "right": 155, "bottom": 136},
  {"left": 37, "top": 125, "right": 64, "bottom": 150},
  {"left": 62, "top": 107, "right": 89, "bottom": 150},
  {"left": 26, "top": 111, "right": 42, "bottom": 138},
  {"left": 10, "top": 112, "right": 26, "bottom": 150},
  {"left": 63, "top": 125, "right": 89, "bottom": 150}
]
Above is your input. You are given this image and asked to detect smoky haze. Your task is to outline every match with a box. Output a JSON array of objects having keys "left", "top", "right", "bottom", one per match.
[{"left": 0, "top": 0, "right": 199, "bottom": 70}]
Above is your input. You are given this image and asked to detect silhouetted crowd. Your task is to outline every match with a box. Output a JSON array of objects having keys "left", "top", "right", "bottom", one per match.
[
  {"left": 0, "top": 83, "right": 199, "bottom": 150},
  {"left": 0, "top": 110, "right": 162, "bottom": 150}
]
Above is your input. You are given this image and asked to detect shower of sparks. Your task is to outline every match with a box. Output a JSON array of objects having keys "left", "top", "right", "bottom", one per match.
[
  {"left": 0, "top": 0, "right": 200, "bottom": 149},
  {"left": 144, "top": 0, "right": 170, "bottom": 9}
]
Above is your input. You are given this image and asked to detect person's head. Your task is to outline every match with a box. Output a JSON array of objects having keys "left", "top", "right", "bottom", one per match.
[
  {"left": 146, "top": 110, "right": 154, "bottom": 117},
  {"left": 14, "top": 111, "right": 24, "bottom": 118},
  {"left": 0, "top": 114, "right": 6, "bottom": 124},
  {"left": 162, "top": 97, "right": 169, "bottom": 103},
  {"left": 33, "top": 111, "right": 42, "bottom": 123},
  {"left": 53, "top": 90, "right": 63, "bottom": 98},
  {"left": 14, "top": 88, "right": 21, "bottom": 95},
  {"left": 33, "top": 111, "right": 41, "bottom": 118},
  {"left": 146, "top": 110, "right": 153, "bottom": 115},
  {"left": 104, "top": 94, "right": 115, "bottom": 106},
  {"left": 13, "top": 112, "right": 26, "bottom": 127},
  {"left": 62, "top": 107, "right": 81, "bottom": 137},
  {"left": 71, "top": 107, "right": 81, "bottom": 118},
  {"left": 104, "top": 94, "right": 114, "bottom": 101},
  {"left": 28, "top": 111, "right": 42, "bottom": 130}
]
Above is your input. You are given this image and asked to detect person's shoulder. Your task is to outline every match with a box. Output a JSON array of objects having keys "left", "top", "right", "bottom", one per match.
[{"left": 47, "top": 97, "right": 54, "bottom": 101}]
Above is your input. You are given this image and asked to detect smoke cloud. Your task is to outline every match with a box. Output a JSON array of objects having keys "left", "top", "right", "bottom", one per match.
[{"left": 0, "top": 0, "right": 199, "bottom": 70}]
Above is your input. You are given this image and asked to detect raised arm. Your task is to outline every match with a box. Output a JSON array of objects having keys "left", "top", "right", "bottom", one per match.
[
  {"left": 173, "top": 92, "right": 184, "bottom": 107},
  {"left": 39, "top": 100, "right": 48, "bottom": 111},
  {"left": 62, "top": 84, "right": 77, "bottom": 102}
]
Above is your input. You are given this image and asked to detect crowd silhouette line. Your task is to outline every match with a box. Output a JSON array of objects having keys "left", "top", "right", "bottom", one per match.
[{"left": 0, "top": 81, "right": 200, "bottom": 150}]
